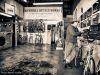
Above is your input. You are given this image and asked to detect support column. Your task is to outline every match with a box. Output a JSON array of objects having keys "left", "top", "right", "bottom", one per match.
[{"left": 12, "top": 16, "right": 18, "bottom": 47}]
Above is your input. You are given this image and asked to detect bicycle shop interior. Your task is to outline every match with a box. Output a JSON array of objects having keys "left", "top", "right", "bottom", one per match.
[{"left": 0, "top": 0, "right": 100, "bottom": 75}]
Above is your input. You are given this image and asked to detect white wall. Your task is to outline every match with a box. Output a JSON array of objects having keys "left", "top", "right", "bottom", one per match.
[{"left": 73, "top": 0, "right": 98, "bottom": 20}]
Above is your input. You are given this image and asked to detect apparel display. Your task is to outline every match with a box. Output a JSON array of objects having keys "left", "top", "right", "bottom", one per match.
[{"left": 0, "top": 22, "right": 12, "bottom": 50}]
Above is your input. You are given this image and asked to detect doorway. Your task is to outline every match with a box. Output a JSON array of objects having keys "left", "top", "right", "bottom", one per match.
[{"left": 51, "top": 24, "right": 56, "bottom": 48}]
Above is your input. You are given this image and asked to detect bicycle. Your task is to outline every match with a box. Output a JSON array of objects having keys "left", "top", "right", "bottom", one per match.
[
  {"left": 81, "top": 29, "right": 96, "bottom": 75},
  {"left": 35, "top": 33, "right": 43, "bottom": 46},
  {"left": 74, "top": 37, "right": 83, "bottom": 67},
  {"left": 83, "top": 38, "right": 96, "bottom": 75}
]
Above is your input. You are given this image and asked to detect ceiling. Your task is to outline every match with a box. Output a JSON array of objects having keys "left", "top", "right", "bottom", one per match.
[{"left": 15, "top": 0, "right": 75, "bottom": 17}]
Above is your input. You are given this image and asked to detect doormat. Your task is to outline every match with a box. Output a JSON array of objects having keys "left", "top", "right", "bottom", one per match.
[{"left": 0, "top": 58, "right": 57, "bottom": 75}]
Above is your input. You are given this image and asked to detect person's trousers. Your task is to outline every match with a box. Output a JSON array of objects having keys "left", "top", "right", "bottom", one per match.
[{"left": 64, "top": 42, "right": 76, "bottom": 63}]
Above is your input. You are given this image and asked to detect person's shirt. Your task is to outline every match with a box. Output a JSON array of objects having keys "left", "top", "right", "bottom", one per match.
[{"left": 66, "top": 25, "right": 81, "bottom": 43}]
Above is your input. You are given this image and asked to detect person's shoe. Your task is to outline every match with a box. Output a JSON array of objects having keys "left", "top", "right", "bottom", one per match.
[
  {"left": 64, "top": 63, "right": 72, "bottom": 69},
  {"left": 64, "top": 63, "right": 67, "bottom": 68},
  {"left": 63, "top": 59, "right": 66, "bottom": 63}
]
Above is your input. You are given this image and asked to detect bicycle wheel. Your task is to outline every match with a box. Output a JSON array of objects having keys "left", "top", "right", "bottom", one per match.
[
  {"left": 83, "top": 58, "right": 95, "bottom": 75},
  {"left": 96, "top": 61, "right": 100, "bottom": 75}
]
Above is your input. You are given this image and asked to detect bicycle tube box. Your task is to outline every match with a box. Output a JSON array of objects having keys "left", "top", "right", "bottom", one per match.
[{"left": 88, "top": 23, "right": 100, "bottom": 40}]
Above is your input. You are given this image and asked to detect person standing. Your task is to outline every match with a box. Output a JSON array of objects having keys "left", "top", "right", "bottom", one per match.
[{"left": 64, "top": 21, "right": 82, "bottom": 68}]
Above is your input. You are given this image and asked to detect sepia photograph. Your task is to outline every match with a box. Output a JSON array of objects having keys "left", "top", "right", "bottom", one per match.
[{"left": 0, "top": 0, "right": 100, "bottom": 75}]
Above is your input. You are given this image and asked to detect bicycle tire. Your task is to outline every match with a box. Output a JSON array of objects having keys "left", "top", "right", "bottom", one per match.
[
  {"left": 96, "top": 61, "right": 100, "bottom": 75},
  {"left": 89, "top": 58, "right": 95, "bottom": 75},
  {"left": 83, "top": 58, "right": 95, "bottom": 75}
]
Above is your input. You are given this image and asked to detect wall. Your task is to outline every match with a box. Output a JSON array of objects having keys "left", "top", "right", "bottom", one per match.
[
  {"left": 23, "top": 6, "right": 63, "bottom": 44},
  {"left": 73, "top": 0, "right": 98, "bottom": 21}
]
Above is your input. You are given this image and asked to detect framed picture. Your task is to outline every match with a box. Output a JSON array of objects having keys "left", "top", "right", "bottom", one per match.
[
  {"left": 81, "top": 20, "right": 87, "bottom": 28},
  {"left": 81, "top": 15, "right": 84, "bottom": 21},
  {"left": 93, "top": 1, "right": 100, "bottom": 13},
  {"left": 84, "top": 12, "right": 87, "bottom": 20},
  {"left": 86, "top": 8, "right": 92, "bottom": 17},
  {"left": 92, "top": 13, "right": 99, "bottom": 25},
  {"left": 87, "top": 17, "right": 91, "bottom": 26}
]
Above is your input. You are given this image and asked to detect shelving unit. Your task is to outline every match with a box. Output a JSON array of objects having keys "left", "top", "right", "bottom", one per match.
[
  {"left": 0, "top": 21, "right": 13, "bottom": 50},
  {"left": 80, "top": 0, "right": 100, "bottom": 28}
]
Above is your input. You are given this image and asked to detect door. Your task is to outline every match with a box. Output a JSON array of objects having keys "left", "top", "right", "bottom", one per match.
[{"left": 51, "top": 24, "right": 56, "bottom": 45}]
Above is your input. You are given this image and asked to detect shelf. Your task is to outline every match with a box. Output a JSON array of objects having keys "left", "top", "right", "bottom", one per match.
[
  {"left": 80, "top": 26, "right": 90, "bottom": 31},
  {"left": 93, "top": 1, "right": 100, "bottom": 14},
  {"left": 92, "top": 10, "right": 100, "bottom": 16},
  {"left": 0, "top": 32, "right": 13, "bottom": 33},
  {"left": 80, "top": 10, "right": 100, "bottom": 28},
  {"left": 80, "top": 1, "right": 100, "bottom": 28}
]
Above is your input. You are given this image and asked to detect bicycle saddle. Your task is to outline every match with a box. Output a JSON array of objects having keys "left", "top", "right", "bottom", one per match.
[{"left": 87, "top": 39, "right": 94, "bottom": 43}]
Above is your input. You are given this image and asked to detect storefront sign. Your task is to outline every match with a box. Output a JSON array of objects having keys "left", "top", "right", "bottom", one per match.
[
  {"left": 5, "top": 3, "right": 15, "bottom": 16},
  {"left": 24, "top": 7, "right": 63, "bottom": 20}
]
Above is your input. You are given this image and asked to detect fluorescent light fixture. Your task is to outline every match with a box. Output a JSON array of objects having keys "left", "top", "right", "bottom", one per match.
[
  {"left": 0, "top": 12, "right": 12, "bottom": 17},
  {"left": 96, "top": 1, "right": 99, "bottom": 3},
  {"left": 23, "top": 0, "right": 27, "bottom": 2},
  {"left": 33, "top": 2, "right": 63, "bottom": 5}
]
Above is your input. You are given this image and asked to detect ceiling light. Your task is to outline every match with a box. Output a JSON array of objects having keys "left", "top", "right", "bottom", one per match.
[
  {"left": 0, "top": 12, "right": 12, "bottom": 17},
  {"left": 23, "top": 0, "right": 27, "bottom": 2},
  {"left": 33, "top": 2, "right": 63, "bottom": 5}
]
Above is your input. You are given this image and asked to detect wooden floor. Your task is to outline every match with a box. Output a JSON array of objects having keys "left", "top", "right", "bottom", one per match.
[{"left": 0, "top": 44, "right": 83, "bottom": 75}]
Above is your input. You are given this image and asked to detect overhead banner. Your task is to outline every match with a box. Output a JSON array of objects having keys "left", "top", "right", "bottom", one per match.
[
  {"left": 24, "top": 7, "right": 63, "bottom": 20},
  {"left": 5, "top": 3, "right": 15, "bottom": 16}
]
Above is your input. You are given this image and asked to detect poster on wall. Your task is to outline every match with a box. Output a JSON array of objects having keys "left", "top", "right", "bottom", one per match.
[{"left": 5, "top": 3, "right": 15, "bottom": 16}]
